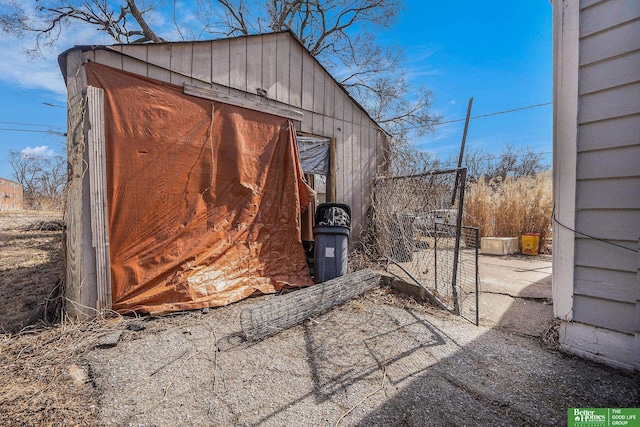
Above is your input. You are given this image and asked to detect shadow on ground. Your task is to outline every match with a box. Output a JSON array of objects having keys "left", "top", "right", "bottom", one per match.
[
  {"left": 244, "top": 274, "right": 638, "bottom": 426},
  {"left": 355, "top": 308, "right": 638, "bottom": 426},
  {"left": 0, "top": 229, "right": 63, "bottom": 333},
  {"left": 76, "top": 259, "right": 638, "bottom": 426}
]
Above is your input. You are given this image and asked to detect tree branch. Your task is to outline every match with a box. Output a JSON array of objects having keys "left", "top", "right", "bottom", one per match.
[{"left": 126, "top": 0, "right": 164, "bottom": 43}]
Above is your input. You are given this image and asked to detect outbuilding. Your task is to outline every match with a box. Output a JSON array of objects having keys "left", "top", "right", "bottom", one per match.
[{"left": 58, "top": 31, "right": 388, "bottom": 317}]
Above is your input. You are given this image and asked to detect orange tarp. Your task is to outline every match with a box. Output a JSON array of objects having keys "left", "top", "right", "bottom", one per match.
[{"left": 85, "top": 63, "right": 314, "bottom": 313}]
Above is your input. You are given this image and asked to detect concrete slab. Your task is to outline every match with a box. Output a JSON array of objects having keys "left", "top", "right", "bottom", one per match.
[
  {"left": 383, "top": 253, "right": 554, "bottom": 337},
  {"left": 85, "top": 290, "right": 639, "bottom": 427},
  {"left": 480, "top": 293, "right": 554, "bottom": 336},
  {"left": 479, "top": 254, "right": 552, "bottom": 299},
  {"left": 478, "top": 253, "right": 553, "bottom": 336}
]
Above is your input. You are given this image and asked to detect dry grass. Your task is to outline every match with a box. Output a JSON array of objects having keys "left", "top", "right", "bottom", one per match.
[
  {"left": 0, "top": 319, "right": 112, "bottom": 427},
  {"left": 464, "top": 172, "right": 552, "bottom": 251},
  {"left": 541, "top": 318, "right": 561, "bottom": 350},
  {"left": 0, "top": 211, "right": 96, "bottom": 426},
  {"left": 0, "top": 211, "right": 64, "bottom": 333}
]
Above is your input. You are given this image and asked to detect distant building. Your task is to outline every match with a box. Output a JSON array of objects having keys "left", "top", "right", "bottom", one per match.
[{"left": 0, "top": 177, "right": 23, "bottom": 210}]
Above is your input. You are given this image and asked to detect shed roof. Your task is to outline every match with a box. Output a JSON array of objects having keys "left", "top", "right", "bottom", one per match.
[{"left": 58, "top": 30, "right": 386, "bottom": 134}]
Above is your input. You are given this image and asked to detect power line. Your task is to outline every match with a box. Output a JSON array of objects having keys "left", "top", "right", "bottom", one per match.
[
  {"left": 43, "top": 102, "right": 66, "bottom": 109},
  {"left": 0, "top": 127, "right": 66, "bottom": 135},
  {"left": 552, "top": 206, "right": 638, "bottom": 253},
  {"left": 0, "top": 121, "right": 65, "bottom": 129},
  {"left": 401, "top": 101, "right": 553, "bottom": 131}
]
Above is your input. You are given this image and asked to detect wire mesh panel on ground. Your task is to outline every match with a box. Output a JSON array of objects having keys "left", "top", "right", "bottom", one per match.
[
  {"left": 240, "top": 269, "right": 382, "bottom": 341},
  {"left": 371, "top": 168, "right": 479, "bottom": 324}
]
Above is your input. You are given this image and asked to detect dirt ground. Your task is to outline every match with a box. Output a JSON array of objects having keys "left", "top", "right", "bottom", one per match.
[
  {"left": 0, "top": 211, "right": 63, "bottom": 333},
  {"left": 1, "top": 212, "right": 638, "bottom": 426}
]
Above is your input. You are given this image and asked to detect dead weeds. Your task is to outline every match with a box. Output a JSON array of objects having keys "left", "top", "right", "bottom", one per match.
[
  {"left": 0, "top": 211, "right": 64, "bottom": 333},
  {"left": 541, "top": 318, "right": 561, "bottom": 349},
  {"left": 0, "top": 318, "right": 120, "bottom": 426},
  {"left": 0, "top": 211, "right": 89, "bottom": 426}
]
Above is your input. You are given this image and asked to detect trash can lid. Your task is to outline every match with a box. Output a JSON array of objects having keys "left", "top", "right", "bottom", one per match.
[{"left": 315, "top": 203, "right": 351, "bottom": 228}]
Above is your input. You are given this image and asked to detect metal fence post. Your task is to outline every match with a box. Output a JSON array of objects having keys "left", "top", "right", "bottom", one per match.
[
  {"left": 450, "top": 168, "right": 467, "bottom": 316},
  {"left": 475, "top": 228, "right": 480, "bottom": 326}
]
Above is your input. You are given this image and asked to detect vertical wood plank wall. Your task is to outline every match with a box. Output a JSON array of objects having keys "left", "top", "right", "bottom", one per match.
[
  {"left": 65, "top": 51, "right": 98, "bottom": 318},
  {"left": 86, "top": 87, "right": 111, "bottom": 311},
  {"left": 85, "top": 32, "right": 386, "bottom": 241}
]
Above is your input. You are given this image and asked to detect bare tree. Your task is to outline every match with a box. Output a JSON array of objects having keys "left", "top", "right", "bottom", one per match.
[
  {"left": 205, "top": 0, "right": 439, "bottom": 136},
  {"left": 1, "top": 0, "right": 439, "bottom": 136},
  {"left": 453, "top": 144, "right": 548, "bottom": 183},
  {"left": 385, "top": 138, "right": 441, "bottom": 177},
  {"left": 8, "top": 150, "right": 66, "bottom": 210},
  {"left": 8, "top": 151, "right": 43, "bottom": 201},
  {"left": 0, "top": 0, "right": 164, "bottom": 55}
]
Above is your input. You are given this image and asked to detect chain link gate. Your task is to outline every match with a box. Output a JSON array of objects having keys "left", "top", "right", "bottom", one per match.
[{"left": 371, "top": 168, "right": 479, "bottom": 325}]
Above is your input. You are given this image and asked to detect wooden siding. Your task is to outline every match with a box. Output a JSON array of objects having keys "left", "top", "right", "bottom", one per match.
[
  {"left": 578, "top": 50, "right": 640, "bottom": 95},
  {"left": 574, "top": 0, "right": 640, "bottom": 336},
  {"left": 577, "top": 83, "right": 640, "bottom": 123},
  {"left": 575, "top": 177, "right": 640, "bottom": 210},
  {"left": 85, "top": 32, "right": 385, "bottom": 243},
  {"left": 65, "top": 50, "right": 98, "bottom": 319},
  {"left": 573, "top": 295, "right": 635, "bottom": 334},
  {"left": 86, "top": 87, "right": 111, "bottom": 311},
  {"left": 578, "top": 114, "right": 640, "bottom": 152},
  {"left": 575, "top": 265, "right": 637, "bottom": 303},
  {"left": 579, "top": 19, "right": 640, "bottom": 66},
  {"left": 576, "top": 145, "right": 640, "bottom": 179},
  {"left": 637, "top": 240, "right": 640, "bottom": 370},
  {"left": 580, "top": 0, "right": 640, "bottom": 38}
]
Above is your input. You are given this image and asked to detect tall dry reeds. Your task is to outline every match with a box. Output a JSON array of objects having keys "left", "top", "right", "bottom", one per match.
[{"left": 463, "top": 172, "right": 552, "bottom": 249}]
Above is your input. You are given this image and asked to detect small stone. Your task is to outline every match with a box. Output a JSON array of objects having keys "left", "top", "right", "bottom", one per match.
[
  {"left": 201, "top": 307, "right": 210, "bottom": 314},
  {"left": 68, "top": 364, "right": 88, "bottom": 386},
  {"left": 96, "top": 331, "right": 123, "bottom": 349},
  {"left": 127, "top": 321, "right": 146, "bottom": 331}
]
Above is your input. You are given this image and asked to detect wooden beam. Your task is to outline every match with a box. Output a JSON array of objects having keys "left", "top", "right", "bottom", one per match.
[
  {"left": 329, "top": 137, "right": 337, "bottom": 202},
  {"left": 184, "top": 84, "right": 304, "bottom": 122},
  {"left": 65, "top": 52, "right": 96, "bottom": 319},
  {"left": 87, "top": 86, "right": 112, "bottom": 311}
]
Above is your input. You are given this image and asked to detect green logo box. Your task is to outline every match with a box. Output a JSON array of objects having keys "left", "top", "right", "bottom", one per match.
[{"left": 568, "top": 408, "right": 640, "bottom": 427}]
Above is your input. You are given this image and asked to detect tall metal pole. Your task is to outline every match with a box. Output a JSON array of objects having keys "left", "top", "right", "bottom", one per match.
[
  {"left": 475, "top": 227, "right": 480, "bottom": 326},
  {"left": 451, "top": 168, "right": 467, "bottom": 316},
  {"left": 451, "top": 97, "right": 474, "bottom": 206}
]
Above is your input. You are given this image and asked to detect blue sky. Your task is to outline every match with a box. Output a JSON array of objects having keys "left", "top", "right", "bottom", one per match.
[
  {"left": 0, "top": 1, "right": 553, "bottom": 180},
  {"left": 389, "top": 1, "right": 553, "bottom": 166}
]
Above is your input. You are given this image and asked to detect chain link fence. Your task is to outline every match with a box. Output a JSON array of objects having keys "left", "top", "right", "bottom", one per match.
[{"left": 370, "top": 168, "right": 479, "bottom": 324}]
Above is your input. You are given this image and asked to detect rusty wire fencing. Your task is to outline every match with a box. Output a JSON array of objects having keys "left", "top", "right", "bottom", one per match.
[{"left": 369, "top": 168, "right": 479, "bottom": 324}]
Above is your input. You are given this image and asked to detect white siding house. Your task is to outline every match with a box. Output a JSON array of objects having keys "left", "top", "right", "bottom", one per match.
[{"left": 552, "top": 0, "right": 640, "bottom": 370}]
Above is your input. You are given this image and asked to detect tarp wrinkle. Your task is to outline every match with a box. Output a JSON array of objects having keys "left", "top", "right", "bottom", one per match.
[{"left": 85, "top": 62, "right": 314, "bottom": 314}]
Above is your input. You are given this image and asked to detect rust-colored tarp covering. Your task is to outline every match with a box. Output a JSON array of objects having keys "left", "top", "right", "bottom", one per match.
[{"left": 85, "top": 62, "right": 314, "bottom": 313}]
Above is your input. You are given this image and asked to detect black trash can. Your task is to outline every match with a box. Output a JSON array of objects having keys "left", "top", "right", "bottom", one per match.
[{"left": 313, "top": 203, "right": 351, "bottom": 283}]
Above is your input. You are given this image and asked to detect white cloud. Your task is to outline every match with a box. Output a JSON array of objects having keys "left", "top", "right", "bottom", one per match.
[
  {"left": 402, "top": 43, "right": 441, "bottom": 82},
  {"left": 0, "top": 3, "right": 112, "bottom": 95},
  {"left": 21, "top": 145, "right": 54, "bottom": 157}
]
